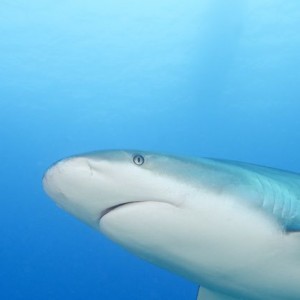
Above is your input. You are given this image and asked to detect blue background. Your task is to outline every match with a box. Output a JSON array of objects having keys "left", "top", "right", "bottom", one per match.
[{"left": 1, "top": 1, "right": 300, "bottom": 299}]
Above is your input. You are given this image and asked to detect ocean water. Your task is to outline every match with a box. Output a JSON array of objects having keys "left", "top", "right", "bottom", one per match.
[{"left": 1, "top": 1, "right": 300, "bottom": 299}]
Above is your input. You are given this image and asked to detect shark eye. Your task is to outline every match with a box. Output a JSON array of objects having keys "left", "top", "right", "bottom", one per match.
[{"left": 133, "top": 154, "right": 144, "bottom": 166}]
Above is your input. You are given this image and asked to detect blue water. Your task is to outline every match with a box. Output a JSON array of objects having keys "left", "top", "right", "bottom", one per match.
[{"left": 1, "top": 1, "right": 300, "bottom": 299}]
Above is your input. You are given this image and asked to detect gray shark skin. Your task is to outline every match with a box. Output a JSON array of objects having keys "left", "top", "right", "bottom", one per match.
[{"left": 43, "top": 150, "right": 300, "bottom": 300}]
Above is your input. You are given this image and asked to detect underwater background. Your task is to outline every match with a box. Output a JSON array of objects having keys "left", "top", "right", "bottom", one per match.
[{"left": 1, "top": 0, "right": 300, "bottom": 299}]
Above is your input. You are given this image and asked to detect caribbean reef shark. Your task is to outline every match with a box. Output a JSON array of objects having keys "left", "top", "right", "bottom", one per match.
[{"left": 43, "top": 150, "right": 300, "bottom": 300}]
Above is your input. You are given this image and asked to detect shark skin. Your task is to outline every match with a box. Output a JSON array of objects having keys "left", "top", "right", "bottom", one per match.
[{"left": 42, "top": 150, "right": 300, "bottom": 300}]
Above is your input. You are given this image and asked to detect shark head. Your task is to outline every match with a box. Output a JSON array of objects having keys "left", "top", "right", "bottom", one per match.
[
  {"left": 43, "top": 150, "right": 191, "bottom": 229},
  {"left": 43, "top": 150, "right": 224, "bottom": 283}
]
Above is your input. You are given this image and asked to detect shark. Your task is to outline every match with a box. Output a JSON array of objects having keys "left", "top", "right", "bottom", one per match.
[{"left": 42, "top": 150, "right": 300, "bottom": 300}]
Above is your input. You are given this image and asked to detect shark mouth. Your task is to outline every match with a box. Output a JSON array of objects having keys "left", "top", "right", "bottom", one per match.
[
  {"left": 99, "top": 201, "right": 141, "bottom": 220},
  {"left": 99, "top": 200, "right": 177, "bottom": 222}
]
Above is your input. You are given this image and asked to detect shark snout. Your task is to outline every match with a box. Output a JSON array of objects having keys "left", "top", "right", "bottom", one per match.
[
  {"left": 43, "top": 157, "right": 93, "bottom": 199},
  {"left": 42, "top": 156, "right": 124, "bottom": 229},
  {"left": 43, "top": 158, "right": 73, "bottom": 199}
]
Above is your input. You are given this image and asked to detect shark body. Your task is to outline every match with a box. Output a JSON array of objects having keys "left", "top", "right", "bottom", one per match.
[{"left": 43, "top": 150, "right": 300, "bottom": 300}]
